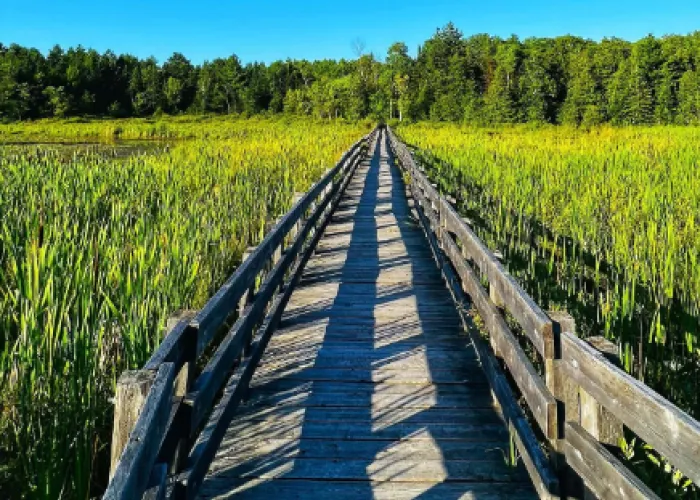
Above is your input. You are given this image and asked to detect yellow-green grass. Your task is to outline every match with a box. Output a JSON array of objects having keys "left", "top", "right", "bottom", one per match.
[
  {"left": 0, "top": 114, "right": 375, "bottom": 143},
  {"left": 398, "top": 122, "right": 700, "bottom": 497},
  {"left": 0, "top": 118, "right": 368, "bottom": 499}
]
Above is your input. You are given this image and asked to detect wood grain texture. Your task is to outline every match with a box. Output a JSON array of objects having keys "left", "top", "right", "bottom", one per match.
[
  {"left": 562, "top": 332, "right": 700, "bottom": 485},
  {"left": 564, "top": 422, "right": 660, "bottom": 500},
  {"left": 197, "top": 130, "right": 536, "bottom": 499},
  {"left": 104, "top": 363, "right": 176, "bottom": 500}
]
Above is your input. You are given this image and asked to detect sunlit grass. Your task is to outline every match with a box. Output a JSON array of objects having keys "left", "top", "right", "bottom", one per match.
[
  {"left": 0, "top": 117, "right": 368, "bottom": 499},
  {"left": 398, "top": 122, "right": 700, "bottom": 497}
]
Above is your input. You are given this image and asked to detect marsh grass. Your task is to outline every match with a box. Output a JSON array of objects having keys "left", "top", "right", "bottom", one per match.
[
  {"left": 0, "top": 117, "right": 367, "bottom": 498},
  {"left": 398, "top": 123, "right": 700, "bottom": 497}
]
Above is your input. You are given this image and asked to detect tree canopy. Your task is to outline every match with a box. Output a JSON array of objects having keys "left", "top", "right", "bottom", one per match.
[{"left": 2, "top": 25, "right": 700, "bottom": 124}]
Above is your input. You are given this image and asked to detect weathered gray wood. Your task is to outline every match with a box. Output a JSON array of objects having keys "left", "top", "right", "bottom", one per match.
[
  {"left": 144, "top": 319, "right": 194, "bottom": 371},
  {"left": 565, "top": 422, "right": 660, "bottom": 500},
  {"left": 393, "top": 135, "right": 553, "bottom": 360},
  {"left": 110, "top": 370, "right": 156, "bottom": 478},
  {"left": 182, "top": 129, "right": 368, "bottom": 500},
  {"left": 562, "top": 331, "right": 700, "bottom": 485},
  {"left": 199, "top": 479, "right": 537, "bottom": 500},
  {"left": 577, "top": 336, "right": 624, "bottom": 448},
  {"left": 441, "top": 228, "right": 557, "bottom": 439},
  {"left": 160, "top": 311, "right": 196, "bottom": 472},
  {"left": 196, "top": 129, "right": 536, "bottom": 499},
  {"left": 388, "top": 126, "right": 557, "bottom": 498},
  {"left": 440, "top": 198, "right": 554, "bottom": 358},
  {"left": 215, "top": 435, "right": 511, "bottom": 461},
  {"left": 232, "top": 406, "right": 501, "bottom": 425},
  {"left": 143, "top": 463, "right": 168, "bottom": 500},
  {"left": 105, "top": 363, "right": 176, "bottom": 500},
  {"left": 207, "top": 456, "right": 527, "bottom": 482},
  {"left": 237, "top": 247, "right": 256, "bottom": 318}
]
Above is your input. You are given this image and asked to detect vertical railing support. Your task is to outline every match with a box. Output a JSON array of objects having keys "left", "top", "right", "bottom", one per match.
[
  {"left": 239, "top": 246, "right": 257, "bottom": 356},
  {"left": 578, "top": 336, "right": 624, "bottom": 447},
  {"left": 164, "top": 312, "right": 196, "bottom": 473},
  {"left": 110, "top": 369, "right": 157, "bottom": 477}
]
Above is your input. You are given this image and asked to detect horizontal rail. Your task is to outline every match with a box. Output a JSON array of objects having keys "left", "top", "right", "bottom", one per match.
[
  {"left": 387, "top": 126, "right": 700, "bottom": 499},
  {"left": 562, "top": 331, "right": 700, "bottom": 486},
  {"left": 564, "top": 422, "right": 659, "bottom": 499},
  {"left": 105, "top": 128, "right": 378, "bottom": 500}
]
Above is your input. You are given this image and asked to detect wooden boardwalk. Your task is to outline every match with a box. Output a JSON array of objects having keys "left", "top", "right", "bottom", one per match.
[
  {"left": 106, "top": 127, "right": 700, "bottom": 500},
  {"left": 197, "top": 131, "right": 536, "bottom": 499}
]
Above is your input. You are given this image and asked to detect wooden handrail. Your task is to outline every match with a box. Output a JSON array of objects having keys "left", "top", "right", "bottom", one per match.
[
  {"left": 104, "top": 128, "right": 378, "bottom": 500},
  {"left": 387, "top": 126, "right": 700, "bottom": 499}
]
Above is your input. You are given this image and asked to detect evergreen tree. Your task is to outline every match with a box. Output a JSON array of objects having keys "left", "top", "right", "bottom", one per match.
[{"left": 678, "top": 69, "right": 700, "bottom": 124}]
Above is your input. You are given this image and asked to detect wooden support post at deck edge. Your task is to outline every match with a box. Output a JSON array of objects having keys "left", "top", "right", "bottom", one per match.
[{"left": 110, "top": 368, "right": 157, "bottom": 478}]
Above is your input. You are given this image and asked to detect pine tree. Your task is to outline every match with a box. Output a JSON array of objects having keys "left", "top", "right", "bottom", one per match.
[{"left": 678, "top": 69, "right": 700, "bottom": 124}]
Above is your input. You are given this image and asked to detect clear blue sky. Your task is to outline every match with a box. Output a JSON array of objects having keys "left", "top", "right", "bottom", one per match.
[{"left": 2, "top": 0, "right": 699, "bottom": 64}]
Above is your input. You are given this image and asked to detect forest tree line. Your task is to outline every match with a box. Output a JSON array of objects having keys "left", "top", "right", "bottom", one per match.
[{"left": 3, "top": 23, "right": 700, "bottom": 125}]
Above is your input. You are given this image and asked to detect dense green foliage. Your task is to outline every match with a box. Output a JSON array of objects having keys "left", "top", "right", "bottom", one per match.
[
  {"left": 3, "top": 24, "right": 700, "bottom": 124},
  {"left": 0, "top": 118, "right": 366, "bottom": 499}
]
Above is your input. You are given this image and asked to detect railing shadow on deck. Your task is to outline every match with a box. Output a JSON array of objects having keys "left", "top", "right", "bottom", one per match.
[{"left": 201, "top": 130, "right": 534, "bottom": 499}]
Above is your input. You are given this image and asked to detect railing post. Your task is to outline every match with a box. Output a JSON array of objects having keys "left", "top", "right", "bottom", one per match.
[
  {"left": 548, "top": 312, "right": 625, "bottom": 499},
  {"left": 274, "top": 218, "right": 283, "bottom": 265},
  {"left": 289, "top": 193, "right": 304, "bottom": 245},
  {"left": 574, "top": 336, "right": 624, "bottom": 500},
  {"left": 578, "top": 336, "right": 624, "bottom": 447},
  {"left": 286, "top": 192, "right": 304, "bottom": 282},
  {"left": 165, "top": 311, "right": 196, "bottom": 473},
  {"left": 546, "top": 311, "right": 581, "bottom": 498},
  {"left": 238, "top": 246, "right": 256, "bottom": 356},
  {"left": 110, "top": 369, "right": 157, "bottom": 478}
]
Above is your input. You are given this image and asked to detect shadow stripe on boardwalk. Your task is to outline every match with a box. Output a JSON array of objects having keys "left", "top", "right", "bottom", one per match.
[{"left": 198, "top": 130, "right": 536, "bottom": 499}]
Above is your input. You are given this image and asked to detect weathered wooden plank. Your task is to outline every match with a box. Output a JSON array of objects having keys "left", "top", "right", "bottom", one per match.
[
  {"left": 232, "top": 405, "right": 502, "bottom": 425},
  {"left": 215, "top": 435, "right": 510, "bottom": 461},
  {"left": 565, "top": 422, "right": 660, "bottom": 500},
  {"left": 251, "top": 379, "right": 489, "bottom": 395},
  {"left": 207, "top": 456, "right": 528, "bottom": 482},
  {"left": 199, "top": 479, "right": 536, "bottom": 500},
  {"left": 257, "top": 353, "right": 475, "bottom": 371},
  {"left": 143, "top": 463, "right": 168, "bottom": 500},
  {"left": 562, "top": 332, "right": 700, "bottom": 485},
  {"left": 110, "top": 370, "right": 157, "bottom": 478},
  {"left": 144, "top": 318, "right": 196, "bottom": 372},
  {"left": 104, "top": 363, "right": 176, "bottom": 500},
  {"left": 440, "top": 199, "right": 554, "bottom": 358},
  {"left": 252, "top": 366, "right": 482, "bottom": 384},
  {"left": 270, "top": 320, "right": 468, "bottom": 336},
  {"left": 223, "top": 417, "right": 509, "bottom": 441},
  {"left": 244, "top": 387, "right": 496, "bottom": 410},
  {"left": 182, "top": 132, "right": 369, "bottom": 499},
  {"left": 442, "top": 231, "right": 557, "bottom": 439},
  {"left": 258, "top": 347, "right": 478, "bottom": 366}
]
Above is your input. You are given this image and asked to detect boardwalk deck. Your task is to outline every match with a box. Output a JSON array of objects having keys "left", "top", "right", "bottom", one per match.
[{"left": 197, "top": 131, "right": 536, "bottom": 499}]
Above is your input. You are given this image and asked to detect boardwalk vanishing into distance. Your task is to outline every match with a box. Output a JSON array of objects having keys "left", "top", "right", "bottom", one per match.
[
  {"left": 197, "top": 130, "right": 535, "bottom": 498},
  {"left": 105, "top": 126, "right": 700, "bottom": 500}
]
